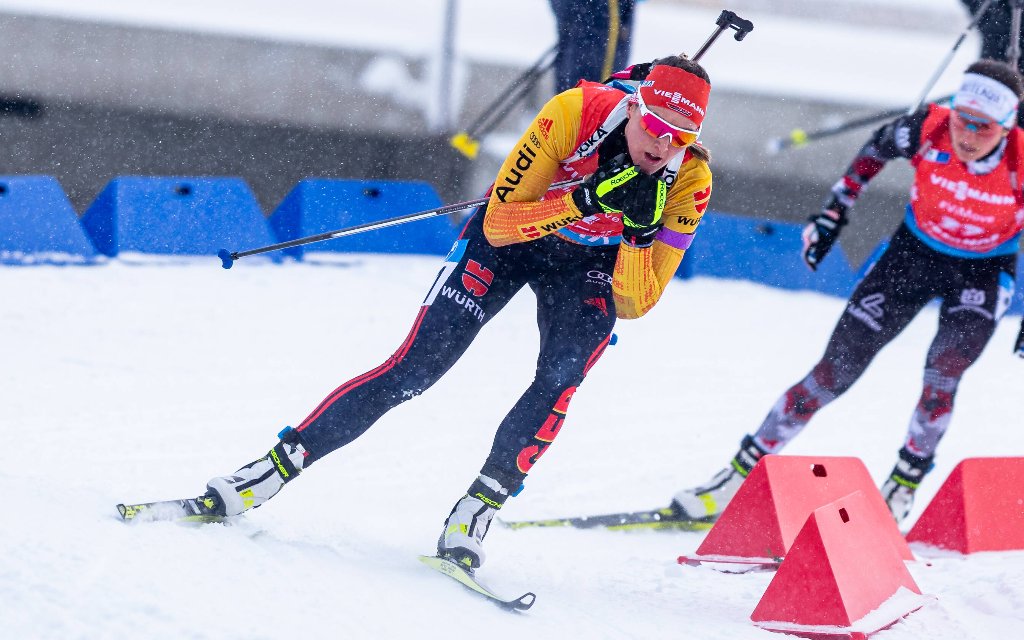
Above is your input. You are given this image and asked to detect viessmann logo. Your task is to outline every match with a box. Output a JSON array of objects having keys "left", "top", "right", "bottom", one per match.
[
  {"left": 651, "top": 89, "right": 705, "bottom": 117},
  {"left": 929, "top": 174, "right": 1015, "bottom": 205}
]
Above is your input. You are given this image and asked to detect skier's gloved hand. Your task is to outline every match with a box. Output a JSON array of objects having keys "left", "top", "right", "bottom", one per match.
[
  {"left": 620, "top": 171, "right": 668, "bottom": 248},
  {"left": 1014, "top": 317, "right": 1024, "bottom": 358},
  {"left": 571, "top": 154, "right": 637, "bottom": 216},
  {"left": 802, "top": 205, "right": 848, "bottom": 271}
]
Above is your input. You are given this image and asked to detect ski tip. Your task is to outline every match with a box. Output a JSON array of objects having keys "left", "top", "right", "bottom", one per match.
[
  {"left": 418, "top": 555, "right": 536, "bottom": 612},
  {"left": 217, "top": 249, "right": 234, "bottom": 269},
  {"left": 117, "top": 501, "right": 149, "bottom": 522},
  {"left": 508, "top": 591, "right": 536, "bottom": 611},
  {"left": 116, "top": 502, "right": 145, "bottom": 522}
]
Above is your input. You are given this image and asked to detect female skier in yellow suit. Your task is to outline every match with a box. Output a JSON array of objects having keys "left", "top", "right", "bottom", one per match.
[{"left": 168, "top": 56, "right": 715, "bottom": 571}]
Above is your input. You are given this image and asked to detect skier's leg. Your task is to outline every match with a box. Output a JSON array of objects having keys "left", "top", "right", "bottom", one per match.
[
  {"left": 881, "top": 261, "right": 1016, "bottom": 522},
  {"left": 207, "top": 214, "right": 525, "bottom": 516},
  {"left": 673, "top": 229, "right": 938, "bottom": 520},
  {"left": 439, "top": 245, "right": 618, "bottom": 568},
  {"left": 293, "top": 231, "right": 520, "bottom": 458}
]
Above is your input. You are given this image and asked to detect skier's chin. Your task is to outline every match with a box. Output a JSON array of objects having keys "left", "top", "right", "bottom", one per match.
[{"left": 955, "top": 141, "right": 982, "bottom": 161}]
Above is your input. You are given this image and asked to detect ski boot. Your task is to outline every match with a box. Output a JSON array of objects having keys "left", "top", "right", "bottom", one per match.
[
  {"left": 670, "top": 435, "right": 767, "bottom": 521},
  {"left": 880, "top": 447, "right": 934, "bottom": 524},
  {"left": 437, "top": 474, "right": 510, "bottom": 570},
  {"left": 205, "top": 427, "right": 308, "bottom": 517}
]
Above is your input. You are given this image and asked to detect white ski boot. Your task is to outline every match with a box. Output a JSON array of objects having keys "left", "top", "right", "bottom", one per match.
[
  {"left": 438, "top": 474, "right": 510, "bottom": 570},
  {"left": 880, "top": 448, "right": 934, "bottom": 523},
  {"left": 670, "top": 435, "right": 766, "bottom": 520},
  {"left": 206, "top": 428, "right": 308, "bottom": 517}
]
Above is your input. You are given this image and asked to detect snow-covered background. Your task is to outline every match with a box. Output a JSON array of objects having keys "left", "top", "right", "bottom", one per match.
[
  {"left": 2, "top": 1, "right": 1024, "bottom": 638},
  {"left": 0, "top": 0, "right": 990, "bottom": 108}
]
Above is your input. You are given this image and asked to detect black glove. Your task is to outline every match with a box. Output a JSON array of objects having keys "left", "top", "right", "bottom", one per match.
[
  {"left": 802, "top": 206, "right": 848, "bottom": 270},
  {"left": 571, "top": 154, "right": 637, "bottom": 217},
  {"left": 1014, "top": 317, "right": 1024, "bottom": 359},
  {"left": 620, "top": 172, "right": 668, "bottom": 248}
]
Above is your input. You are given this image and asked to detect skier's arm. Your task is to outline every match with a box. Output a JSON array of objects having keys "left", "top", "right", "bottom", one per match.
[
  {"left": 613, "top": 160, "right": 712, "bottom": 319},
  {"left": 803, "top": 108, "right": 927, "bottom": 270},
  {"left": 825, "top": 108, "right": 927, "bottom": 215},
  {"left": 482, "top": 91, "right": 586, "bottom": 247}
]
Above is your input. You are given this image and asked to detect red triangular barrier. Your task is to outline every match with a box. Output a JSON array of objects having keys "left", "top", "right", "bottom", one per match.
[
  {"left": 751, "top": 491, "right": 926, "bottom": 636},
  {"left": 906, "top": 457, "right": 1024, "bottom": 553},
  {"left": 695, "top": 455, "right": 912, "bottom": 562}
]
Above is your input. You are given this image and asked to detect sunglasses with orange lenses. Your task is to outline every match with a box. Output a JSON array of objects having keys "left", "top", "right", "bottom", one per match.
[{"left": 634, "top": 92, "right": 701, "bottom": 148}]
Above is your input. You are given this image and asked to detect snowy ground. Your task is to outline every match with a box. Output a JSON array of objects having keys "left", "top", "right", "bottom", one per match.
[{"left": 2, "top": 254, "right": 1022, "bottom": 639}]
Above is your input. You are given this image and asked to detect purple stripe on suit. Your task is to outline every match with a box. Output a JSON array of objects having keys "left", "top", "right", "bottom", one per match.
[{"left": 655, "top": 227, "right": 694, "bottom": 250}]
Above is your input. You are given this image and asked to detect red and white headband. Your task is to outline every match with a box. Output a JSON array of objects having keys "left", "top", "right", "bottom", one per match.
[{"left": 637, "top": 65, "right": 711, "bottom": 128}]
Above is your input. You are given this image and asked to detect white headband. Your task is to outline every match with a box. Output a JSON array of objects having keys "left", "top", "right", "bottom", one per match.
[{"left": 952, "top": 72, "right": 1019, "bottom": 128}]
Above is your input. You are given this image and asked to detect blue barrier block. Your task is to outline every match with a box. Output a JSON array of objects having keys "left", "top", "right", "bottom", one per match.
[
  {"left": 0, "top": 175, "right": 96, "bottom": 263},
  {"left": 269, "top": 179, "right": 459, "bottom": 258},
  {"left": 678, "top": 210, "right": 858, "bottom": 298},
  {"left": 80, "top": 177, "right": 273, "bottom": 256}
]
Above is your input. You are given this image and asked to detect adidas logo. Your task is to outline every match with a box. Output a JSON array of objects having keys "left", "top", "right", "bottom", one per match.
[{"left": 537, "top": 118, "right": 554, "bottom": 138}]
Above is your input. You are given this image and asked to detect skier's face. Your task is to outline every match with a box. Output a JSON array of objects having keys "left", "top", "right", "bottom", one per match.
[
  {"left": 625, "top": 101, "right": 696, "bottom": 175},
  {"left": 949, "top": 107, "right": 1009, "bottom": 162}
]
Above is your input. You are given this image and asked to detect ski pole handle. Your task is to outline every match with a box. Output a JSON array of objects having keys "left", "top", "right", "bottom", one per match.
[{"left": 692, "top": 10, "right": 754, "bottom": 62}]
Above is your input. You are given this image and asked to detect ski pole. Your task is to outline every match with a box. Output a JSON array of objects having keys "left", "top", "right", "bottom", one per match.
[
  {"left": 217, "top": 177, "right": 584, "bottom": 269},
  {"left": 1009, "top": 0, "right": 1024, "bottom": 71},
  {"left": 450, "top": 44, "right": 558, "bottom": 160},
  {"left": 768, "top": 0, "right": 995, "bottom": 154},
  {"left": 765, "top": 98, "right": 952, "bottom": 154},
  {"left": 907, "top": 0, "right": 995, "bottom": 115}
]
